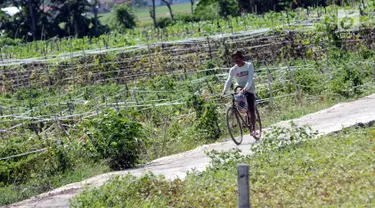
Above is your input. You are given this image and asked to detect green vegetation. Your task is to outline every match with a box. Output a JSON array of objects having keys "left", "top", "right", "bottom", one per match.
[
  {"left": 3, "top": 3, "right": 375, "bottom": 59},
  {"left": 136, "top": 2, "right": 193, "bottom": 26},
  {"left": 109, "top": 4, "right": 138, "bottom": 30},
  {"left": 71, "top": 124, "right": 375, "bottom": 207},
  {"left": 91, "top": 3, "right": 194, "bottom": 27},
  {"left": 0, "top": 161, "right": 109, "bottom": 206},
  {"left": 195, "top": 0, "right": 240, "bottom": 18},
  {"left": 99, "top": 3, "right": 193, "bottom": 28},
  {"left": 0, "top": 0, "right": 367, "bottom": 43},
  {"left": 1, "top": 43, "right": 374, "bottom": 205},
  {"left": 1, "top": 1, "right": 375, "bottom": 206},
  {"left": 84, "top": 111, "right": 145, "bottom": 169}
]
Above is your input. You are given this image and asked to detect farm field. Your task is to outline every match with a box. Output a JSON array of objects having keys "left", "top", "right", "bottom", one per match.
[
  {"left": 1, "top": 40, "right": 375, "bottom": 205},
  {"left": 5, "top": 4, "right": 375, "bottom": 60},
  {"left": 1, "top": 1, "right": 375, "bottom": 207}
]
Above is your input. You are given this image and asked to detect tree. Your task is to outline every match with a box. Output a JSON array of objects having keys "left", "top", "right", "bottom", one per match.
[
  {"left": 51, "top": 0, "right": 92, "bottom": 38},
  {"left": 161, "top": 0, "right": 174, "bottom": 21},
  {"left": 217, "top": 0, "right": 239, "bottom": 17},
  {"left": 190, "top": 0, "right": 194, "bottom": 14},
  {"left": 90, "top": 0, "right": 99, "bottom": 36},
  {"left": 110, "top": 4, "right": 137, "bottom": 30},
  {"left": 237, "top": 0, "right": 331, "bottom": 14},
  {"left": 28, "top": 0, "right": 36, "bottom": 40},
  {"left": 149, "top": 0, "right": 157, "bottom": 28},
  {"left": 0, "top": 10, "right": 13, "bottom": 39},
  {"left": 0, "top": 10, "right": 10, "bottom": 29},
  {"left": 0, "top": 0, "right": 108, "bottom": 40},
  {"left": 0, "top": 0, "right": 51, "bottom": 41}
]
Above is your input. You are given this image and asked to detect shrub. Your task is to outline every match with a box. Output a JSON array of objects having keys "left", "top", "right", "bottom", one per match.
[
  {"left": 294, "top": 68, "right": 322, "bottom": 94},
  {"left": 174, "top": 14, "right": 201, "bottom": 23},
  {"left": 329, "top": 65, "right": 365, "bottom": 98},
  {"left": 85, "top": 110, "right": 145, "bottom": 170},
  {"left": 194, "top": 102, "right": 221, "bottom": 141},
  {"left": 186, "top": 94, "right": 205, "bottom": 118},
  {"left": 156, "top": 17, "right": 174, "bottom": 28},
  {"left": 110, "top": 4, "right": 137, "bottom": 30},
  {"left": 0, "top": 139, "right": 74, "bottom": 185},
  {"left": 195, "top": 0, "right": 239, "bottom": 19},
  {"left": 194, "top": 2, "right": 221, "bottom": 20},
  {"left": 0, "top": 37, "right": 22, "bottom": 47}
]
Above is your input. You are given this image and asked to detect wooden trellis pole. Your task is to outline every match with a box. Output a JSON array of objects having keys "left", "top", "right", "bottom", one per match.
[
  {"left": 90, "top": 84, "right": 99, "bottom": 116},
  {"left": 115, "top": 96, "right": 120, "bottom": 113},
  {"left": 207, "top": 37, "right": 213, "bottom": 61},
  {"left": 285, "top": 60, "right": 302, "bottom": 104},
  {"left": 146, "top": 32, "right": 153, "bottom": 78},
  {"left": 266, "top": 64, "right": 274, "bottom": 108}
]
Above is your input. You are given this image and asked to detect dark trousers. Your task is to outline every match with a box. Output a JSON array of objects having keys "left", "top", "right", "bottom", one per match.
[
  {"left": 234, "top": 86, "right": 256, "bottom": 116},
  {"left": 244, "top": 92, "right": 255, "bottom": 118}
]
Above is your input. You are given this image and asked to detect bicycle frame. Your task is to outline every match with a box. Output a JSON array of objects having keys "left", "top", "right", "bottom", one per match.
[
  {"left": 231, "top": 93, "right": 251, "bottom": 128},
  {"left": 226, "top": 92, "right": 262, "bottom": 142}
]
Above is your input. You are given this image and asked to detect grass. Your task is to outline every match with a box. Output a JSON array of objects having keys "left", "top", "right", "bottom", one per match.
[
  {"left": 70, "top": 123, "right": 375, "bottom": 207},
  {"left": 99, "top": 2, "right": 193, "bottom": 27},
  {"left": 0, "top": 161, "right": 109, "bottom": 206},
  {"left": 258, "top": 96, "right": 336, "bottom": 127}
]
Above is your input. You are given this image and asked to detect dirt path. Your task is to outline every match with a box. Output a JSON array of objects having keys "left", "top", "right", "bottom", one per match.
[{"left": 6, "top": 94, "right": 375, "bottom": 208}]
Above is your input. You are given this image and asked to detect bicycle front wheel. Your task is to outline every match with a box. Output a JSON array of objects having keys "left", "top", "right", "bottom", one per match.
[{"left": 226, "top": 107, "right": 243, "bottom": 145}]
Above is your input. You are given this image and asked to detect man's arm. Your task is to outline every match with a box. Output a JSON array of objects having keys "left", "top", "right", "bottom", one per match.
[
  {"left": 243, "top": 63, "right": 254, "bottom": 91},
  {"left": 223, "top": 67, "right": 235, "bottom": 94}
]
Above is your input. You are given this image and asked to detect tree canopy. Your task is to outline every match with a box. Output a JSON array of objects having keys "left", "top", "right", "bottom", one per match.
[{"left": 0, "top": 0, "right": 108, "bottom": 41}]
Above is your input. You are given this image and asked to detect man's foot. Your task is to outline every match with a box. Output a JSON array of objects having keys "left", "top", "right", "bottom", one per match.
[
  {"left": 251, "top": 130, "right": 257, "bottom": 137},
  {"left": 251, "top": 130, "right": 260, "bottom": 141}
]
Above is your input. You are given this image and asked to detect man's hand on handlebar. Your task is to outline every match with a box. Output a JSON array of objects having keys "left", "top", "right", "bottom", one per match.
[{"left": 239, "top": 88, "right": 246, "bottom": 94}]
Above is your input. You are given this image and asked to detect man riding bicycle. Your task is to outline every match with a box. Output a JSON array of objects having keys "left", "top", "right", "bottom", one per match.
[{"left": 222, "top": 51, "right": 257, "bottom": 137}]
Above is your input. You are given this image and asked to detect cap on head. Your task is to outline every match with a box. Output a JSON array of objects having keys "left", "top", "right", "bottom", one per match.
[{"left": 232, "top": 50, "right": 244, "bottom": 59}]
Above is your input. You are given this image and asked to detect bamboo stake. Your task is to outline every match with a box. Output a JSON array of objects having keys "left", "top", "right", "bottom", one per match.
[
  {"left": 266, "top": 64, "right": 274, "bottom": 108},
  {"left": 285, "top": 60, "right": 302, "bottom": 104}
]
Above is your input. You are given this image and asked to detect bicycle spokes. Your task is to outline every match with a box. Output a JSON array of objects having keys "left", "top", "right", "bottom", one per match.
[{"left": 226, "top": 107, "right": 243, "bottom": 145}]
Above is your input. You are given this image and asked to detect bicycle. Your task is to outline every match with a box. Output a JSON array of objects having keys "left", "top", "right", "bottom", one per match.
[{"left": 225, "top": 92, "right": 262, "bottom": 145}]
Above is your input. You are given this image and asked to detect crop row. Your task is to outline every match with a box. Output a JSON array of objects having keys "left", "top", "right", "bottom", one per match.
[
  {"left": 2, "top": 28, "right": 375, "bottom": 94},
  {"left": 2, "top": 3, "right": 375, "bottom": 60}
]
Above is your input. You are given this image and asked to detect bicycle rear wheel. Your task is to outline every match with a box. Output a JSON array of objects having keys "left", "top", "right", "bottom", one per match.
[
  {"left": 252, "top": 107, "right": 262, "bottom": 140},
  {"left": 226, "top": 107, "right": 243, "bottom": 145}
]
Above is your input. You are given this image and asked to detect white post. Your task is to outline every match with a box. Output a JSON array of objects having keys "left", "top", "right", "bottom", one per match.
[{"left": 238, "top": 163, "right": 250, "bottom": 208}]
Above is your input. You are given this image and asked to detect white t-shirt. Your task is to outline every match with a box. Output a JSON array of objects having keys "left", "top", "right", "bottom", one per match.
[{"left": 223, "top": 62, "right": 255, "bottom": 94}]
